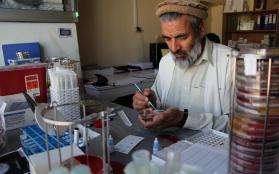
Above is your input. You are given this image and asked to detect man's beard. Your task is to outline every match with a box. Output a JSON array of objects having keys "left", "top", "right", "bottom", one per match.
[{"left": 173, "top": 39, "right": 202, "bottom": 69}]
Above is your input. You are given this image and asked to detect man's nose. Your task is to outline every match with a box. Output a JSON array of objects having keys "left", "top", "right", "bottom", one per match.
[{"left": 170, "top": 39, "right": 180, "bottom": 53}]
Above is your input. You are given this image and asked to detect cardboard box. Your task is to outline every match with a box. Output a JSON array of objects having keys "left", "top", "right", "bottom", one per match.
[
  {"left": 0, "top": 63, "right": 47, "bottom": 103},
  {"left": 0, "top": 94, "right": 35, "bottom": 130}
]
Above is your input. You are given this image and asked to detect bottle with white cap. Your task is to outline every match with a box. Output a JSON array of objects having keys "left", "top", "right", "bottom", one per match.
[{"left": 152, "top": 137, "right": 160, "bottom": 154}]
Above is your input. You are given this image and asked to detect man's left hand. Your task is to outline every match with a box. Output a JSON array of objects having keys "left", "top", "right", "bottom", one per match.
[{"left": 138, "top": 108, "right": 186, "bottom": 130}]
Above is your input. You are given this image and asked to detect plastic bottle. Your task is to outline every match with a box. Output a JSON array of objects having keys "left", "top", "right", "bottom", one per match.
[
  {"left": 152, "top": 138, "right": 160, "bottom": 154},
  {"left": 108, "top": 135, "right": 115, "bottom": 153},
  {"left": 73, "top": 128, "right": 79, "bottom": 146}
]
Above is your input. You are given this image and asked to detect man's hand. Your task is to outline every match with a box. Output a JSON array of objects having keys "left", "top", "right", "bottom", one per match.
[
  {"left": 132, "top": 88, "right": 155, "bottom": 112},
  {"left": 138, "top": 108, "right": 186, "bottom": 130}
]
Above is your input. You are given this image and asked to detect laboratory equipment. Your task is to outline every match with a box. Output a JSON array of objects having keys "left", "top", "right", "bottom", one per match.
[
  {"left": 132, "top": 150, "right": 151, "bottom": 174},
  {"left": 73, "top": 128, "right": 79, "bottom": 146},
  {"left": 118, "top": 110, "right": 132, "bottom": 127},
  {"left": 108, "top": 135, "right": 115, "bottom": 153},
  {"left": 46, "top": 57, "right": 81, "bottom": 77},
  {"left": 229, "top": 48, "right": 279, "bottom": 174},
  {"left": 48, "top": 67, "right": 80, "bottom": 121},
  {"left": 133, "top": 83, "right": 157, "bottom": 110},
  {"left": 125, "top": 149, "right": 202, "bottom": 174},
  {"left": 187, "top": 129, "right": 229, "bottom": 149},
  {"left": 152, "top": 138, "right": 160, "bottom": 154},
  {"left": 34, "top": 101, "right": 124, "bottom": 174},
  {"left": 0, "top": 93, "right": 35, "bottom": 130},
  {"left": 0, "top": 102, "right": 6, "bottom": 150}
]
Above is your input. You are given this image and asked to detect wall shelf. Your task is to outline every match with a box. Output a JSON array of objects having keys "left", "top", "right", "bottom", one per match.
[
  {"left": 224, "top": 9, "right": 278, "bottom": 15},
  {"left": 0, "top": 0, "right": 78, "bottom": 23},
  {"left": 222, "top": 9, "right": 279, "bottom": 46},
  {"left": 226, "top": 30, "right": 277, "bottom": 34},
  {"left": 0, "top": 9, "right": 76, "bottom": 23}
]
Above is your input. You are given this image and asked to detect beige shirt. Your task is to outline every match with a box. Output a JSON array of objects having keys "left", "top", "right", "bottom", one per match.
[
  {"left": 166, "top": 43, "right": 211, "bottom": 111},
  {"left": 152, "top": 39, "right": 234, "bottom": 131}
]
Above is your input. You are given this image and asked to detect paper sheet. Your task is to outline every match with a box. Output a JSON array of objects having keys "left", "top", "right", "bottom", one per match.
[
  {"left": 115, "top": 135, "right": 144, "bottom": 154},
  {"left": 244, "top": 54, "right": 259, "bottom": 76},
  {"left": 181, "top": 144, "right": 229, "bottom": 174}
]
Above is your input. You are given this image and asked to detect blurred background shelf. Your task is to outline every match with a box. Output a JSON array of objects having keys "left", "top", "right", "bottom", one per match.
[{"left": 0, "top": 9, "right": 75, "bottom": 23}]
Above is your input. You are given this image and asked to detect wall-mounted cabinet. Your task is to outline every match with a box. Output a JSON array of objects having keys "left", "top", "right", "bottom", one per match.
[{"left": 0, "top": 0, "right": 78, "bottom": 23}]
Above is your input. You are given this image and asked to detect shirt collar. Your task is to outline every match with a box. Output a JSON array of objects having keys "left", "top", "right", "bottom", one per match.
[{"left": 194, "top": 38, "right": 213, "bottom": 66}]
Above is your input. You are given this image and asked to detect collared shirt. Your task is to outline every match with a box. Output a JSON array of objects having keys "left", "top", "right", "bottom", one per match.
[
  {"left": 152, "top": 38, "right": 232, "bottom": 131},
  {"left": 165, "top": 40, "right": 212, "bottom": 111},
  {"left": 194, "top": 38, "right": 213, "bottom": 66}
]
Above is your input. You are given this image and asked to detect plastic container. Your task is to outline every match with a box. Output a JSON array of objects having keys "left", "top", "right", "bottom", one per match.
[
  {"left": 50, "top": 87, "right": 80, "bottom": 121},
  {"left": 132, "top": 150, "right": 150, "bottom": 174},
  {"left": 0, "top": 102, "right": 6, "bottom": 150}
]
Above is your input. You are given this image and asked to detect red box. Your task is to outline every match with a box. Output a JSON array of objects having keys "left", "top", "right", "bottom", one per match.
[{"left": 0, "top": 63, "right": 47, "bottom": 103}]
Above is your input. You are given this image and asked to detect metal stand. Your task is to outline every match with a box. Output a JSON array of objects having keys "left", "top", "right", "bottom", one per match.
[
  {"left": 260, "top": 58, "right": 272, "bottom": 174},
  {"left": 101, "top": 111, "right": 111, "bottom": 174},
  {"left": 35, "top": 101, "right": 115, "bottom": 173}
]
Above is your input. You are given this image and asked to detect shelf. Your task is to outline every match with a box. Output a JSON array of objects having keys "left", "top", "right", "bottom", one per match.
[
  {"left": 227, "top": 30, "right": 277, "bottom": 34},
  {"left": 224, "top": 9, "right": 278, "bottom": 15},
  {"left": 0, "top": 8, "right": 76, "bottom": 23}
]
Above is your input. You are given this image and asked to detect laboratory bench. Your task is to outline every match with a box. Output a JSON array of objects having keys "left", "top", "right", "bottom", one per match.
[{"left": 0, "top": 100, "right": 199, "bottom": 171}]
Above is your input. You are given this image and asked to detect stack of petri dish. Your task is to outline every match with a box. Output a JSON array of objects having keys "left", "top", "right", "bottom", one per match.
[{"left": 230, "top": 48, "right": 279, "bottom": 174}]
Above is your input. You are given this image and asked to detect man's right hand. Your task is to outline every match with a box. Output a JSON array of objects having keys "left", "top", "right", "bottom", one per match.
[{"left": 132, "top": 88, "right": 155, "bottom": 112}]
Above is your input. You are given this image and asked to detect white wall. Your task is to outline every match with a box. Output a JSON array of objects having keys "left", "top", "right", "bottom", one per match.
[{"left": 0, "top": 22, "right": 80, "bottom": 66}]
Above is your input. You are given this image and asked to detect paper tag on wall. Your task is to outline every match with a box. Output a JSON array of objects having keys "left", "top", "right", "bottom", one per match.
[
  {"left": 244, "top": 54, "right": 258, "bottom": 76},
  {"left": 25, "top": 75, "right": 40, "bottom": 97}
]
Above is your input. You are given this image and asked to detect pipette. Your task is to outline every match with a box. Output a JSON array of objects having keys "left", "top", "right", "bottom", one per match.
[{"left": 133, "top": 83, "right": 156, "bottom": 110}]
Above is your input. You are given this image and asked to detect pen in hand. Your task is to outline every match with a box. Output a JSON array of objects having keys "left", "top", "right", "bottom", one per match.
[{"left": 133, "top": 83, "right": 157, "bottom": 110}]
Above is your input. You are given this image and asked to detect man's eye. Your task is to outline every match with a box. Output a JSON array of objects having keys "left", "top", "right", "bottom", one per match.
[
  {"left": 163, "top": 37, "right": 171, "bottom": 42},
  {"left": 176, "top": 35, "right": 187, "bottom": 40}
]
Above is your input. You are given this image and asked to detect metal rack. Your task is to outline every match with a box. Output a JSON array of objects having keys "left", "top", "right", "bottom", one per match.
[{"left": 35, "top": 102, "right": 113, "bottom": 173}]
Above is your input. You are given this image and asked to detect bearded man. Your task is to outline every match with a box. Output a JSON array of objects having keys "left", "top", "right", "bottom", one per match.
[{"left": 132, "top": 0, "right": 234, "bottom": 131}]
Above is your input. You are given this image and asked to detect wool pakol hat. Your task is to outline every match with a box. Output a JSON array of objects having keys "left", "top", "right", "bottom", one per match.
[{"left": 155, "top": 0, "right": 208, "bottom": 19}]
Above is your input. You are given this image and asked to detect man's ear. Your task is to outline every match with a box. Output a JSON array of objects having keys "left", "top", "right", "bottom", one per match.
[{"left": 199, "top": 20, "right": 206, "bottom": 38}]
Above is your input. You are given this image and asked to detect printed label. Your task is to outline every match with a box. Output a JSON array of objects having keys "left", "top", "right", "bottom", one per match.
[{"left": 25, "top": 74, "right": 40, "bottom": 97}]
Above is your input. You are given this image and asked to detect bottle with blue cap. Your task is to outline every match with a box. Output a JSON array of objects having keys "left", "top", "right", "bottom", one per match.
[
  {"left": 152, "top": 137, "right": 160, "bottom": 154},
  {"left": 108, "top": 134, "right": 115, "bottom": 153}
]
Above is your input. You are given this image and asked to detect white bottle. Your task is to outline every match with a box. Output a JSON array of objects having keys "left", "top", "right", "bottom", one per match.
[{"left": 73, "top": 128, "right": 79, "bottom": 146}]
